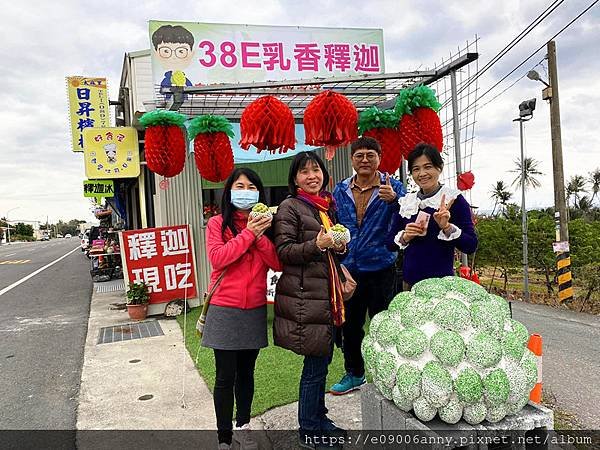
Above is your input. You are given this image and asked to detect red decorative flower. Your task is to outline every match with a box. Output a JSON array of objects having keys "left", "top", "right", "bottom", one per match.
[
  {"left": 304, "top": 91, "right": 358, "bottom": 160},
  {"left": 239, "top": 96, "right": 295, "bottom": 154}
]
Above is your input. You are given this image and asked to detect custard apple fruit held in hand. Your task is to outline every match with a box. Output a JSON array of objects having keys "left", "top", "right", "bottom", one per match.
[
  {"left": 249, "top": 202, "right": 273, "bottom": 221},
  {"left": 363, "top": 276, "right": 536, "bottom": 425},
  {"left": 329, "top": 223, "right": 351, "bottom": 246}
]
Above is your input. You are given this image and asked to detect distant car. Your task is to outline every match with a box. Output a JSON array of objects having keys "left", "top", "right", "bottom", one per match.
[
  {"left": 57, "top": 233, "right": 63, "bottom": 238},
  {"left": 41, "top": 235, "right": 50, "bottom": 241},
  {"left": 65, "top": 234, "right": 72, "bottom": 239}
]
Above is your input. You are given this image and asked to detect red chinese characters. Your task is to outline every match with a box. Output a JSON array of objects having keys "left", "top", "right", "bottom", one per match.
[
  {"left": 121, "top": 225, "right": 197, "bottom": 304},
  {"left": 195, "top": 40, "right": 381, "bottom": 73}
]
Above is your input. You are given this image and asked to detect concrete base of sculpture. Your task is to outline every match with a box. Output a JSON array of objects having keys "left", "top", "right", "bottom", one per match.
[{"left": 361, "top": 383, "right": 556, "bottom": 450}]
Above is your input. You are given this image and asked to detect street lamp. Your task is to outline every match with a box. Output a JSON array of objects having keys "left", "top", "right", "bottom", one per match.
[
  {"left": 6, "top": 207, "right": 19, "bottom": 245},
  {"left": 513, "top": 99, "right": 536, "bottom": 302}
]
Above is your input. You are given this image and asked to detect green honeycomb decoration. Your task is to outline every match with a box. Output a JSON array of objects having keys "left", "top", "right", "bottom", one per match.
[{"left": 363, "top": 276, "right": 537, "bottom": 424}]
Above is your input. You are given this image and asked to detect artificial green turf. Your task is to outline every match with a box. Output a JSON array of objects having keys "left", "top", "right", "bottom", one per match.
[{"left": 177, "top": 305, "right": 347, "bottom": 417}]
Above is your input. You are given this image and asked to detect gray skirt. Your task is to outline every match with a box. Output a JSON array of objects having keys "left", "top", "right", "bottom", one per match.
[{"left": 201, "top": 304, "right": 268, "bottom": 350}]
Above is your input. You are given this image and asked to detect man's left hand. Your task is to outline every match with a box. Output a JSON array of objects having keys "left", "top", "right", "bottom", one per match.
[{"left": 378, "top": 174, "right": 397, "bottom": 203}]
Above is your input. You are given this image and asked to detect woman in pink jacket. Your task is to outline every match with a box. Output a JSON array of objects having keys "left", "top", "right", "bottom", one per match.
[{"left": 202, "top": 168, "right": 281, "bottom": 449}]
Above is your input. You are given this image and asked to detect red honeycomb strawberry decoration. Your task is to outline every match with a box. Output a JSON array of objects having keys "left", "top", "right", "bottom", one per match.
[
  {"left": 358, "top": 107, "right": 402, "bottom": 173},
  {"left": 394, "top": 86, "right": 443, "bottom": 157},
  {"left": 139, "top": 110, "right": 188, "bottom": 178},
  {"left": 303, "top": 90, "right": 358, "bottom": 160},
  {"left": 188, "top": 115, "right": 235, "bottom": 183},
  {"left": 239, "top": 95, "right": 295, "bottom": 154}
]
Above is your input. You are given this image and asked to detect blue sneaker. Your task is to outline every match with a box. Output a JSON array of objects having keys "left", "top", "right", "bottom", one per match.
[{"left": 329, "top": 373, "right": 365, "bottom": 395}]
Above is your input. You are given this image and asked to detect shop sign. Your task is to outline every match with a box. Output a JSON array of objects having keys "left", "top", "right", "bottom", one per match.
[
  {"left": 84, "top": 179, "right": 114, "bottom": 204},
  {"left": 120, "top": 225, "right": 197, "bottom": 304},
  {"left": 149, "top": 21, "right": 384, "bottom": 87},
  {"left": 83, "top": 127, "right": 140, "bottom": 179},
  {"left": 66, "top": 76, "right": 110, "bottom": 152}
]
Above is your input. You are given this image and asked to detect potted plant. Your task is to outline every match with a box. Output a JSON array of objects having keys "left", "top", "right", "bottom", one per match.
[{"left": 126, "top": 282, "right": 150, "bottom": 321}]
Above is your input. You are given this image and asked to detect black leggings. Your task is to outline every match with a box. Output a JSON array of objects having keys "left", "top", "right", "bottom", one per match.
[{"left": 213, "top": 349, "right": 260, "bottom": 444}]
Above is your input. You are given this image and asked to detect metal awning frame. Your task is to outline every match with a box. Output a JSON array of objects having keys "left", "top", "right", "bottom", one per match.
[{"left": 148, "top": 52, "right": 478, "bottom": 122}]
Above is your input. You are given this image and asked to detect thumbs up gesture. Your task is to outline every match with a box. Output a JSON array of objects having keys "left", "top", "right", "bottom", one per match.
[
  {"left": 433, "top": 194, "right": 455, "bottom": 231},
  {"left": 378, "top": 173, "right": 397, "bottom": 203},
  {"left": 316, "top": 225, "right": 334, "bottom": 251}
]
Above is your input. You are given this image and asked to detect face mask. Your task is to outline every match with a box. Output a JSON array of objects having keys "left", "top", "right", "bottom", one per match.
[{"left": 230, "top": 189, "right": 259, "bottom": 210}]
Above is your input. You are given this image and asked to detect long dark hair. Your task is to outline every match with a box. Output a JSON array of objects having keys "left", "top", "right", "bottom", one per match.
[
  {"left": 220, "top": 168, "right": 266, "bottom": 239},
  {"left": 287, "top": 151, "right": 330, "bottom": 196}
]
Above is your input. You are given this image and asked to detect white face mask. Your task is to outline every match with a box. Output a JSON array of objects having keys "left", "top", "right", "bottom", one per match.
[{"left": 230, "top": 190, "right": 259, "bottom": 210}]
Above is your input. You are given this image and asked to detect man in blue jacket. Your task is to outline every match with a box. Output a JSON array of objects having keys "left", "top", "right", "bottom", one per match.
[{"left": 331, "top": 136, "right": 405, "bottom": 395}]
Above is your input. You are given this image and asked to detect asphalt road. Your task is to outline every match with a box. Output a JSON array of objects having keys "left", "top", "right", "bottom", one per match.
[
  {"left": 0, "top": 239, "right": 92, "bottom": 431},
  {"left": 512, "top": 300, "right": 600, "bottom": 429}
]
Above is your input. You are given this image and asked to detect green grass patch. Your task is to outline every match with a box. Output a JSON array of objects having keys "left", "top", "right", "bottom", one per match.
[{"left": 177, "top": 305, "right": 347, "bottom": 417}]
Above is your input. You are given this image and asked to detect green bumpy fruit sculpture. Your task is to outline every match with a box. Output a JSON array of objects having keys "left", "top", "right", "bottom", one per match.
[
  {"left": 249, "top": 202, "right": 273, "bottom": 221},
  {"left": 362, "top": 276, "right": 536, "bottom": 425},
  {"left": 329, "top": 224, "right": 351, "bottom": 246}
]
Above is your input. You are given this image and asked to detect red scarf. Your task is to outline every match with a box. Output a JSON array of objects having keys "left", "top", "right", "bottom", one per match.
[{"left": 297, "top": 189, "right": 345, "bottom": 327}]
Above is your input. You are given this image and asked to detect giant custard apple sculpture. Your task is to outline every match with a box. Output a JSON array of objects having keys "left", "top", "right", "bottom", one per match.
[{"left": 362, "top": 276, "right": 537, "bottom": 425}]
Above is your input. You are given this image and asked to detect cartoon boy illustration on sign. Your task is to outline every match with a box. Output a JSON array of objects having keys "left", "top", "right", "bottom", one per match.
[{"left": 152, "top": 24, "right": 195, "bottom": 94}]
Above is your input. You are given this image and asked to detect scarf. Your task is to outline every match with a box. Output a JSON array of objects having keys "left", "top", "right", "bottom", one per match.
[{"left": 297, "top": 189, "right": 345, "bottom": 327}]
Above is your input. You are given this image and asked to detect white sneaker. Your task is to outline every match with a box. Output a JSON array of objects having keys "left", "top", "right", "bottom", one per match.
[
  {"left": 218, "top": 443, "right": 231, "bottom": 450},
  {"left": 233, "top": 423, "right": 258, "bottom": 450}
]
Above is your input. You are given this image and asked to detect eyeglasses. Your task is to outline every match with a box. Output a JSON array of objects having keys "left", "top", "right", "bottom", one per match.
[
  {"left": 157, "top": 46, "right": 190, "bottom": 59},
  {"left": 352, "top": 152, "right": 379, "bottom": 161}
]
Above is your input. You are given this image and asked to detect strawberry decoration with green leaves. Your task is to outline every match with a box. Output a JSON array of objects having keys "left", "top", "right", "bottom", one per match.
[
  {"left": 188, "top": 115, "right": 234, "bottom": 183},
  {"left": 358, "top": 107, "right": 402, "bottom": 174},
  {"left": 394, "top": 86, "right": 443, "bottom": 158},
  {"left": 139, "top": 110, "right": 188, "bottom": 178}
]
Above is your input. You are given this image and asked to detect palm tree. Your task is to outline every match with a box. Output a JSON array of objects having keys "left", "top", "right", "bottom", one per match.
[
  {"left": 589, "top": 169, "right": 600, "bottom": 205},
  {"left": 579, "top": 195, "right": 592, "bottom": 214},
  {"left": 511, "top": 157, "right": 543, "bottom": 190},
  {"left": 489, "top": 181, "right": 512, "bottom": 216},
  {"left": 566, "top": 175, "right": 587, "bottom": 209}
]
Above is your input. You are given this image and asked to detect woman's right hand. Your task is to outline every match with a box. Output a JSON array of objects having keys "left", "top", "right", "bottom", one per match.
[
  {"left": 403, "top": 222, "right": 425, "bottom": 242},
  {"left": 316, "top": 226, "right": 335, "bottom": 250},
  {"left": 247, "top": 215, "right": 272, "bottom": 238}
]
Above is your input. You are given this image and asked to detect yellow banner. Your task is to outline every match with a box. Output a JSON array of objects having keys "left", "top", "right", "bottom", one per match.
[
  {"left": 83, "top": 127, "right": 140, "bottom": 179},
  {"left": 66, "top": 76, "right": 110, "bottom": 152}
]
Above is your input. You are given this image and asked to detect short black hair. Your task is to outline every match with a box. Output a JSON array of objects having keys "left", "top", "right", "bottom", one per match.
[
  {"left": 351, "top": 136, "right": 381, "bottom": 155},
  {"left": 287, "top": 151, "right": 330, "bottom": 196},
  {"left": 407, "top": 143, "right": 444, "bottom": 172},
  {"left": 220, "top": 168, "right": 266, "bottom": 239},
  {"left": 151, "top": 25, "right": 194, "bottom": 50}
]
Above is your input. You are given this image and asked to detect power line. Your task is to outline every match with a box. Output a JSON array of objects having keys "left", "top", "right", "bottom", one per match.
[
  {"left": 463, "top": 0, "right": 565, "bottom": 92},
  {"left": 462, "top": 0, "right": 599, "bottom": 113}
]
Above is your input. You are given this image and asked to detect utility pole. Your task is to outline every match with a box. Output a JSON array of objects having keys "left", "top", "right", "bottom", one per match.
[{"left": 545, "top": 40, "right": 569, "bottom": 243}]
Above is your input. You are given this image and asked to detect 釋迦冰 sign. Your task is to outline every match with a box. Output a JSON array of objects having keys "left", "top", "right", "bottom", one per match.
[
  {"left": 83, "top": 127, "right": 140, "bottom": 179},
  {"left": 84, "top": 179, "right": 114, "bottom": 203},
  {"left": 120, "top": 225, "right": 197, "bottom": 304},
  {"left": 149, "top": 21, "right": 384, "bottom": 87},
  {"left": 66, "top": 76, "right": 110, "bottom": 152}
]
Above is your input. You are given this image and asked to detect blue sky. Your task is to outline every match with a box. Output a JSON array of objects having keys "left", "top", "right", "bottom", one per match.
[{"left": 1, "top": 0, "right": 598, "bottom": 223}]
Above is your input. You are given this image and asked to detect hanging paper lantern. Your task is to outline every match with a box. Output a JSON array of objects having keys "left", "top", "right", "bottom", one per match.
[
  {"left": 239, "top": 95, "right": 295, "bottom": 154},
  {"left": 188, "top": 115, "right": 235, "bottom": 183},
  {"left": 304, "top": 90, "right": 358, "bottom": 160},
  {"left": 359, "top": 107, "right": 402, "bottom": 174},
  {"left": 394, "top": 86, "right": 443, "bottom": 158},
  {"left": 139, "top": 110, "right": 187, "bottom": 178},
  {"left": 457, "top": 171, "right": 475, "bottom": 191}
]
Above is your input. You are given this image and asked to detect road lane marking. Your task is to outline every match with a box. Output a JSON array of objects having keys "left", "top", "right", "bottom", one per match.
[
  {"left": 0, "top": 247, "right": 80, "bottom": 297},
  {"left": 4, "top": 253, "right": 16, "bottom": 257},
  {"left": 0, "top": 260, "right": 31, "bottom": 265}
]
